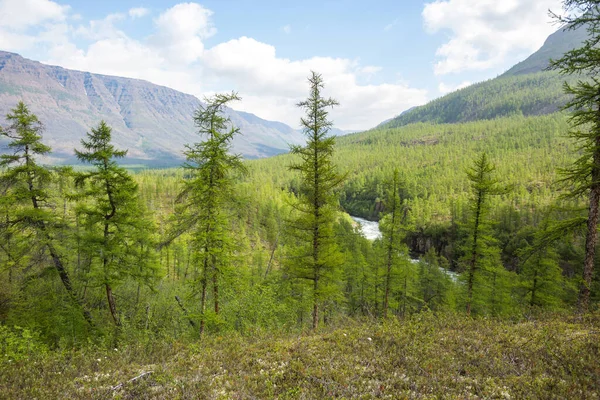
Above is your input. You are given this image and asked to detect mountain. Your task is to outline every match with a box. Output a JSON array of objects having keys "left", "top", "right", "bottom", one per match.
[
  {"left": 380, "top": 25, "right": 586, "bottom": 129},
  {"left": 0, "top": 51, "right": 305, "bottom": 164},
  {"left": 502, "top": 24, "right": 588, "bottom": 77}
]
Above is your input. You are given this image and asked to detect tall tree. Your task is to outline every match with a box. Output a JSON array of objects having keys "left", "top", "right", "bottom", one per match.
[
  {"left": 170, "top": 92, "right": 245, "bottom": 335},
  {"left": 550, "top": 0, "right": 600, "bottom": 311},
  {"left": 462, "top": 153, "right": 504, "bottom": 316},
  {"left": 74, "top": 121, "right": 156, "bottom": 327},
  {"left": 0, "top": 101, "right": 93, "bottom": 326},
  {"left": 288, "top": 71, "right": 344, "bottom": 330},
  {"left": 381, "top": 169, "right": 409, "bottom": 318}
]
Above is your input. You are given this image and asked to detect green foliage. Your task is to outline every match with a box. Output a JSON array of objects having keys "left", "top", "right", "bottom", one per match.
[
  {"left": 169, "top": 92, "right": 246, "bottom": 334},
  {"left": 460, "top": 153, "right": 508, "bottom": 316},
  {"left": 286, "top": 72, "right": 345, "bottom": 329},
  {"left": 383, "top": 71, "right": 574, "bottom": 128},
  {"left": 550, "top": 0, "right": 600, "bottom": 311},
  {"left": 74, "top": 121, "right": 158, "bottom": 327},
  {"left": 0, "top": 325, "right": 48, "bottom": 361}
]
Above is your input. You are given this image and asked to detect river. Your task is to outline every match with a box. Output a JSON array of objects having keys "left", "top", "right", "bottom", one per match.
[
  {"left": 350, "top": 215, "right": 459, "bottom": 281},
  {"left": 350, "top": 216, "right": 382, "bottom": 240}
]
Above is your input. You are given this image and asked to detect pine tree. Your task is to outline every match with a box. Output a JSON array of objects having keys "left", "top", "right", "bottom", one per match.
[
  {"left": 288, "top": 71, "right": 344, "bottom": 330},
  {"left": 170, "top": 92, "right": 245, "bottom": 335},
  {"left": 550, "top": 0, "right": 600, "bottom": 311},
  {"left": 462, "top": 153, "right": 505, "bottom": 316},
  {"left": 74, "top": 121, "right": 156, "bottom": 327},
  {"left": 0, "top": 101, "right": 93, "bottom": 326}
]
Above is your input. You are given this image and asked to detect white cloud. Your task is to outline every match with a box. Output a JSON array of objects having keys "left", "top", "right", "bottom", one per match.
[
  {"left": 0, "top": 0, "right": 70, "bottom": 52},
  {"left": 74, "top": 13, "right": 126, "bottom": 41},
  {"left": 3, "top": 1, "right": 428, "bottom": 130},
  {"left": 151, "top": 2, "right": 215, "bottom": 64},
  {"left": 129, "top": 7, "right": 149, "bottom": 18},
  {"left": 202, "top": 37, "right": 427, "bottom": 128},
  {"left": 423, "top": 0, "right": 563, "bottom": 75},
  {"left": 282, "top": 24, "right": 291, "bottom": 34},
  {"left": 438, "top": 81, "right": 472, "bottom": 94},
  {"left": 0, "top": 0, "right": 69, "bottom": 30}
]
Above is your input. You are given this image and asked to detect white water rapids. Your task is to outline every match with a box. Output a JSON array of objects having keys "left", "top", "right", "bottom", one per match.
[
  {"left": 350, "top": 216, "right": 382, "bottom": 240},
  {"left": 350, "top": 215, "right": 459, "bottom": 281}
]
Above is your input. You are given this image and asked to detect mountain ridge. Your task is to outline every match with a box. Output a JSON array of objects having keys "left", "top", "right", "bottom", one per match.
[{"left": 0, "top": 51, "right": 305, "bottom": 164}]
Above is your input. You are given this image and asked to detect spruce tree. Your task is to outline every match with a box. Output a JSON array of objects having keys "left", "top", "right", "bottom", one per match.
[
  {"left": 288, "top": 71, "right": 344, "bottom": 330},
  {"left": 74, "top": 121, "right": 156, "bottom": 327},
  {"left": 170, "top": 92, "right": 245, "bottom": 334},
  {"left": 550, "top": 0, "right": 600, "bottom": 311},
  {"left": 0, "top": 101, "right": 93, "bottom": 326}
]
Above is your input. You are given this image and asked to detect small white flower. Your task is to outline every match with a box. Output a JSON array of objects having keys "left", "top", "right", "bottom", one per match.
[
  {"left": 367, "top": 337, "right": 372, "bottom": 341},
  {"left": 97, "top": 358, "right": 101, "bottom": 362}
]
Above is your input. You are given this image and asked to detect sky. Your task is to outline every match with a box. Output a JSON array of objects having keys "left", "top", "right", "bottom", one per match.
[{"left": 0, "top": 0, "right": 564, "bottom": 130}]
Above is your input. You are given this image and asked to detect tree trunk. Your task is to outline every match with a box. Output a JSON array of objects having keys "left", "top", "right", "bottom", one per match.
[
  {"left": 200, "top": 251, "right": 209, "bottom": 335},
  {"left": 581, "top": 137, "right": 600, "bottom": 312},
  {"left": 466, "top": 190, "right": 483, "bottom": 316},
  {"left": 25, "top": 148, "right": 93, "bottom": 326},
  {"left": 312, "top": 274, "right": 319, "bottom": 330},
  {"left": 105, "top": 283, "right": 121, "bottom": 326},
  {"left": 384, "top": 175, "right": 398, "bottom": 319},
  {"left": 213, "top": 255, "right": 219, "bottom": 314}
]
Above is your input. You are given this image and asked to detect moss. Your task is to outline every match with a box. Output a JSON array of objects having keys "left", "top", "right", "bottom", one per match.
[{"left": 1, "top": 313, "right": 598, "bottom": 399}]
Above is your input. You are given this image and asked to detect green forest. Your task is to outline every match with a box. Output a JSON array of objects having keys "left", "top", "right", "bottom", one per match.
[{"left": 2, "top": 2, "right": 600, "bottom": 399}]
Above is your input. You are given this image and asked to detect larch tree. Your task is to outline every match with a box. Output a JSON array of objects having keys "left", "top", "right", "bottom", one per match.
[
  {"left": 74, "top": 121, "right": 156, "bottom": 327},
  {"left": 550, "top": 0, "right": 600, "bottom": 311},
  {"left": 0, "top": 101, "right": 93, "bottom": 326},
  {"left": 288, "top": 71, "right": 344, "bottom": 330},
  {"left": 462, "top": 153, "right": 504, "bottom": 316},
  {"left": 381, "top": 169, "right": 409, "bottom": 318},
  {"left": 171, "top": 92, "right": 245, "bottom": 335}
]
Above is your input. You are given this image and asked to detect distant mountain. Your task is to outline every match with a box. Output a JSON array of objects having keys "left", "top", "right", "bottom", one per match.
[
  {"left": 0, "top": 51, "right": 305, "bottom": 164},
  {"left": 502, "top": 24, "right": 588, "bottom": 77},
  {"left": 380, "top": 25, "right": 586, "bottom": 129}
]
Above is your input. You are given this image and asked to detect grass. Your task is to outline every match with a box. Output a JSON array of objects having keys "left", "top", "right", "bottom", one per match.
[{"left": 1, "top": 313, "right": 599, "bottom": 399}]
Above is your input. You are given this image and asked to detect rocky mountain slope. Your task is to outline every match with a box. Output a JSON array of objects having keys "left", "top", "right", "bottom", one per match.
[{"left": 0, "top": 51, "right": 305, "bottom": 164}]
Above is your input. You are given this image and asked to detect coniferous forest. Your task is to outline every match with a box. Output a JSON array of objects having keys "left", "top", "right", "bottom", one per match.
[{"left": 1, "top": 1, "right": 600, "bottom": 399}]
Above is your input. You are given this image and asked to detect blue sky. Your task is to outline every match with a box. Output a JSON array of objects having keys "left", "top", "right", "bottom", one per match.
[{"left": 0, "top": 0, "right": 562, "bottom": 129}]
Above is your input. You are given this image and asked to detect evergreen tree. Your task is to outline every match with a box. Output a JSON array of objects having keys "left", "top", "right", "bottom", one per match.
[
  {"left": 417, "top": 250, "right": 453, "bottom": 311},
  {"left": 0, "top": 101, "right": 93, "bottom": 326},
  {"left": 74, "top": 121, "right": 156, "bottom": 327},
  {"left": 381, "top": 169, "right": 409, "bottom": 318},
  {"left": 462, "top": 153, "right": 505, "bottom": 315},
  {"left": 518, "top": 218, "right": 567, "bottom": 309},
  {"left": 550, "top": 0, "right": 600, "bottom": 311},
  {"left": 170, "top": 92, "right": 245, "bottom": 334},
  {"left": 288, "top": 71, "right": 344, "bottom": 330}
]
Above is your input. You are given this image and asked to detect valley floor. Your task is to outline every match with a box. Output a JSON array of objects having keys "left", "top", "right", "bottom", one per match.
[{"left": 1, "top": 313, "right": 599, "bottom": 399}]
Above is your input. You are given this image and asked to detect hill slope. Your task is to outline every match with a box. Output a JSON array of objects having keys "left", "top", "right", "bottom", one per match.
[
  {"left": 0, "top": 51, "right": 305, "bottom": 164},
  {"left": 380, "top": 25, "right": 586, "bottom": 129}
]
